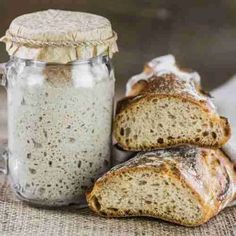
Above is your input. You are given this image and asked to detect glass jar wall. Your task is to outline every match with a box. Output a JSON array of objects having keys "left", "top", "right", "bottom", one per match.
[{"left": 6, "top": 55, "right": 114, "bottom": 207}]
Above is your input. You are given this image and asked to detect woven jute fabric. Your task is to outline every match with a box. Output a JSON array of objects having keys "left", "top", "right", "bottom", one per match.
[
  {"left": 0, "top": 176, "right": 236, "bottom": 236},
  {"left": 0, "top": 9, "right": 118, "bottom": 63}
]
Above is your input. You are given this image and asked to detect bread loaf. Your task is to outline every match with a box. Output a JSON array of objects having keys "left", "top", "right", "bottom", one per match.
[
  {"left": 87, "top": 147, "right": 236, "bottom": 226},
  {"left": 114, "top": 55, "right": 231, "bottom": 151}
]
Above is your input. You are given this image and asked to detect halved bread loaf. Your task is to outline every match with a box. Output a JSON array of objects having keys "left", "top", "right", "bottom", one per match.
[
  {"left": 114, "top": 58, "right": 231, "bottom": 151},
  {"left": 87, "top": 147, "right": 236, "bottom": 227}
]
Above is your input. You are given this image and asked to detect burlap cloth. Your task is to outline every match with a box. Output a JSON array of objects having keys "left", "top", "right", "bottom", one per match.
[{"left": 0, "top": 167, "right": 236, "bottom": 235}]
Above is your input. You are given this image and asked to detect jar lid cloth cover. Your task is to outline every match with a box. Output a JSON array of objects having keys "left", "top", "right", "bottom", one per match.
[{"left": 0, "top": 9, "right": 118, "bottom": 63}]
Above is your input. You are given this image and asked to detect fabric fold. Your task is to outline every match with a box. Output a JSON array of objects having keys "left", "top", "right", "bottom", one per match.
[{"left": 212, "top": 77, "right": 236, "bottom": 164}]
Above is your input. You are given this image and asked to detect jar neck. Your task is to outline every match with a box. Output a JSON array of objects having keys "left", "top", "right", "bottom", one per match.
[{"left": 9, "top": 54, "right": 110, "bottom": 66}]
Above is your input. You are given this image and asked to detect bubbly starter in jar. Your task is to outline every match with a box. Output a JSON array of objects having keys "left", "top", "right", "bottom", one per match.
[
  {"left": 7, "top": 60, "right": 114, "bottom": 206},
  {"left": 0, "top": 9, "right": 118, "bottom": 207}
]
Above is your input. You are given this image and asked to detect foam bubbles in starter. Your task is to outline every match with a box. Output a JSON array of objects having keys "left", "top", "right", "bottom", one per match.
[{"left": 7, "top": 60, "right": 114, "bottom": 206}]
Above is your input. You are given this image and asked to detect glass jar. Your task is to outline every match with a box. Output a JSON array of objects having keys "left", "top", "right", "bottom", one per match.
[{"left": 0, "top": 54, "right": 115, "bottom": 207}]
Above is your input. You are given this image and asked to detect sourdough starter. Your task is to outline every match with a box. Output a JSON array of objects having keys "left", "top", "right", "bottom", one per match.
[{"left": 7, "top": 60, "right": 114, "bottom": 206}]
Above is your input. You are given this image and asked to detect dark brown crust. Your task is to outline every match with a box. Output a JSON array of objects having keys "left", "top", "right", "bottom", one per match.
[
  {"left": 126, "top": 73, "right": 210, "bottom": 104},
  {"left": 117, "top": 74, "right": 217, "bottom": 115},
  {"left": 86, "top": 148, "right": 236, "bottom": 227}
]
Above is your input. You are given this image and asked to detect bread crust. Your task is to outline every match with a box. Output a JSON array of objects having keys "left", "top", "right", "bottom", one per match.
[
  {"left": 114, "top": 74, "right": 231, "bottom": 151},
  {"left": 86, "top": 147, "right": 236, "bottom": 226},
  {"left": 126, "top": 73, "right": 212, "bottom": 106}
]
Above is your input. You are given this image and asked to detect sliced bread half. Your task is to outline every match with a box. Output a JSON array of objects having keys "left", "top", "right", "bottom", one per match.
[
  {"left": 114, "top": 72, "right": 231, "bottom": 151},
  {"left": 87, "top": 147, "right": 236, "bottom": 227}
]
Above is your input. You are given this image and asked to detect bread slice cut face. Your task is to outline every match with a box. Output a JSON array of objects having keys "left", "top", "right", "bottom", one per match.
[
  {"left": 114, "top": 74, "right": 231, "bottom": 151},
  {"left": 86, "top": 147, "right": 236, "bottom": 227}
]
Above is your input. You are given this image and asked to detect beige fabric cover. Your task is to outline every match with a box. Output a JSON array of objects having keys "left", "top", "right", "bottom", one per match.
[{"left": 0, "top": 9, "right": 118, "bottom": 63}]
